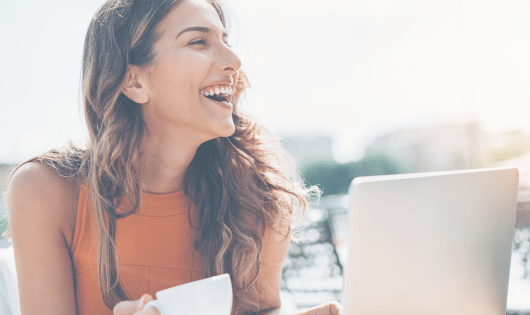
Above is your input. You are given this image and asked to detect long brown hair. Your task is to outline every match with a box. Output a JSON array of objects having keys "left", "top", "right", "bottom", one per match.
[{"left": 4, "top": 0, "right": 311, "bottom": 313}]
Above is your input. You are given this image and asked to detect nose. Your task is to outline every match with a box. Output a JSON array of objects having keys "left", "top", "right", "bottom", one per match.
[{"left": 217, "top": 44, "right": 242, "bottom": 74}]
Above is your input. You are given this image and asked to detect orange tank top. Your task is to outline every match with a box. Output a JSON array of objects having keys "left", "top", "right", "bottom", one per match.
[{"left": 70, "top": 185, "right": 205, "bottom": 314}]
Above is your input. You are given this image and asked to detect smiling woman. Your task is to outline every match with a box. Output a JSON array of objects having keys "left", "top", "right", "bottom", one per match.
[
  {"left": 126, "top": 1, "right": 242, "bottom": 144},
  {"left": 3, "top": 0, "right": 342, "bottom": 315}
]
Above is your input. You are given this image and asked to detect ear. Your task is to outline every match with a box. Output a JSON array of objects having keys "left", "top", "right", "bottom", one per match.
[{"left": 121, "top": 66, "right": 150, "bottom": 104}]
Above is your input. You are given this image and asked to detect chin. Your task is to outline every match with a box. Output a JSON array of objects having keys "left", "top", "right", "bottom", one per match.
[
  {"left": 218, "top": 122, "right": 236, "bottom": 138},
  {"left": 202, "top": 120, "right": 235, "bottom": 141}
]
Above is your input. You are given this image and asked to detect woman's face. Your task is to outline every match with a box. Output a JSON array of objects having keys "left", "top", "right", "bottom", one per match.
[{"left": 138, "top": 0, "right": 242, "bottom": 142}]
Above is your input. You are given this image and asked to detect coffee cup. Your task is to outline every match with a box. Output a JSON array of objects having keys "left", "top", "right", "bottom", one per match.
[{"left": 143, "top": 274, "right": 232, "bottom": 315}]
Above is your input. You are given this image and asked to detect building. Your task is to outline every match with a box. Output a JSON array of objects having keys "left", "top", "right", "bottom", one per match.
[{"left": 365, "top": 122, "right": 489, "bottom": 173}]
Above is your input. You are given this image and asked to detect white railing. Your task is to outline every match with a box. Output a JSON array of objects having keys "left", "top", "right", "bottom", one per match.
[{"left": 0, "top": 243, "right": 19, "bottom": 315}]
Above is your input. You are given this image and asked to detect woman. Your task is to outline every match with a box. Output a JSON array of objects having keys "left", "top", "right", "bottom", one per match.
[{"left": 5, "top": 0, "right": 343, "bottom": 314}]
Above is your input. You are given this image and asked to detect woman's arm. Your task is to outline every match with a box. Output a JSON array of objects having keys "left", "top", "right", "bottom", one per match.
[
  {"left": 246, "top": 207, "right": 291, "bottom": 313},
  {"left": 253, "top": 225, "right": 343, "bottom": 315},
  {"left": 8, "top": 162, "right": 79, "bottom": 314},
  {"left": 250, "top": 191, "right": 343, "bottom": 315}
]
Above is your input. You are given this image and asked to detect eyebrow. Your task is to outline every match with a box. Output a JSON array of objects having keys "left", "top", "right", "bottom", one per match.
[{"left": 176, "top": 26, "right": 228, "bottom": 39}]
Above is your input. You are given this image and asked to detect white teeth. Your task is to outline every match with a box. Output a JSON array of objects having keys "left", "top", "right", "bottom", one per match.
[{"left": 200, "top": 85, "right": 233, "bottom": 96}]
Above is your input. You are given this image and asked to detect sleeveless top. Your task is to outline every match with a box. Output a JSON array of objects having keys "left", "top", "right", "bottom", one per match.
[{"left": 70, "top": 185, "right": 205, "bottom": 314}]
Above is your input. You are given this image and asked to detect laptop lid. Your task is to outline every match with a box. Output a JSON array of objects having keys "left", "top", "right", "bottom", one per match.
[{"left": 342, "top": 167, "right": 519, "bottom": 315}]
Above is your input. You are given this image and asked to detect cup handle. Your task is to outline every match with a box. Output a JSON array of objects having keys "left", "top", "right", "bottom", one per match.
[{"left": 143, "top": 300, "right": 161, "bottom": 314}]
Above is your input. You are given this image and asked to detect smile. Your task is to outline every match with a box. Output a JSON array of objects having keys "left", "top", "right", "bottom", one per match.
[{"left": 200, "top": 84, "right": 233, "bottom": 106}]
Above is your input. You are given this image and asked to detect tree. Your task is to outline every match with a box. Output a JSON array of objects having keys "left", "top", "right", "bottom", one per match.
[{"left": 301, "top": 154, "right": 403, "bottom": 196}]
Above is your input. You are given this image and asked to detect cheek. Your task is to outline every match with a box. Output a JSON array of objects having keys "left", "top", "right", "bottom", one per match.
[{"left": 159, "top": 54, "right": 211, "bottom": 94}]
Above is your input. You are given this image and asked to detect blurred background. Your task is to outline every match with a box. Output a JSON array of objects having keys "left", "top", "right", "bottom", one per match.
[{"left": 0, "top": 0, "right": 530, "bottom": 313}]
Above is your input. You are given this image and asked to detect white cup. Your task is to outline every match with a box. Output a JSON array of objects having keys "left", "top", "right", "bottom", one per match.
[{"left": 143, "top": 274, "right": 232, "bottom": 315}]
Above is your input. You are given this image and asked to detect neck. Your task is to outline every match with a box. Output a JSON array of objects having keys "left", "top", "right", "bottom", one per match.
[{"left": 140, "top": 130, "right": 203, "bottom": 194}]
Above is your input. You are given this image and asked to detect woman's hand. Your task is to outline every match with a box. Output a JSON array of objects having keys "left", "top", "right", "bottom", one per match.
[
  {"left": 293, "top": 301, "right": 343, "bottom": 315},
  {"left": 113, "top": 293, "right": 160, "bottom": 315}
]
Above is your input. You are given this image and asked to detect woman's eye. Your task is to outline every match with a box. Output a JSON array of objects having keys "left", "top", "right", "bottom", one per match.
[{"left": 190, "top": 39, "right": 207, "bottom": 46}]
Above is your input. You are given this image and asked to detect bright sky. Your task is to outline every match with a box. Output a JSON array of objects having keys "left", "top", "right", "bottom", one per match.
[{"left": 1, "top": 0, "right": 529, "bottom": 163}]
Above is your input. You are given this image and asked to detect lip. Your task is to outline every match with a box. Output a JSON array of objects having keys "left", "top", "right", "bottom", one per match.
[
  {"left": 199, "top": 79, "right": 234, "bottom": 91},
  {"left": 200, "top": 79, "right": 235, "bottom": 106},
  {"left": 200, "top": 93, "right": 233, "bottom": 109}
]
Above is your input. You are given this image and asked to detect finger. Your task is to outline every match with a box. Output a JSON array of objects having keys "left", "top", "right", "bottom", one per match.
[
  {"left": 327, "top": 301, "right": 343, "bottom": 315},
  {"left": 113, "top": 294, "right": 153, "bottom": 315},
  {"left": 134, "top": 306, "right": 160, "bottom": 315},
  {"left": 137, "top": 294, "right": 154, "bottom": 309},
  {"left": 113, "top": 300, "right": 138, "bottom": 315},
  {"left": 293, "top": 302, "right": 328, "bottom": 315},
  {"left": 134, "top": 294, "right": 159, "bottom": 315},
  {"left": 299, "top": 301, "right": 343, "bottom": 315},
  {"left": 317, "top": 302, "right": 336, "bottom": 315}
]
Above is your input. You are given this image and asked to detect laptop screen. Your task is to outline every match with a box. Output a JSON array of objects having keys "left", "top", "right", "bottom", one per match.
[{"left": 342, "top": 168, "right": 519, "bottom": 315}]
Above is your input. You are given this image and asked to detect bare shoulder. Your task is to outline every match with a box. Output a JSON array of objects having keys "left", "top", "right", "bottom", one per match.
[
  {"left": 8, "top": 161, "right": 81, "bottom": 248},
  {"left": 9, "top": 161, "right": 81, "bottom": 196},
  {"left": 8, "top": 161, "right": 80, "bottom": 313}
]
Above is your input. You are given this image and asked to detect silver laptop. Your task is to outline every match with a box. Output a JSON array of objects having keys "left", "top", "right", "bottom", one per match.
[{"left": 342, "top": 167, "right": 519, "bottom": 315}]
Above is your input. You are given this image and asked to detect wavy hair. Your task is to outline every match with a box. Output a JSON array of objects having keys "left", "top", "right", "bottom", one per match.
[{"left": 4, "top": 0, "right": 311, "bottom": 313}]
